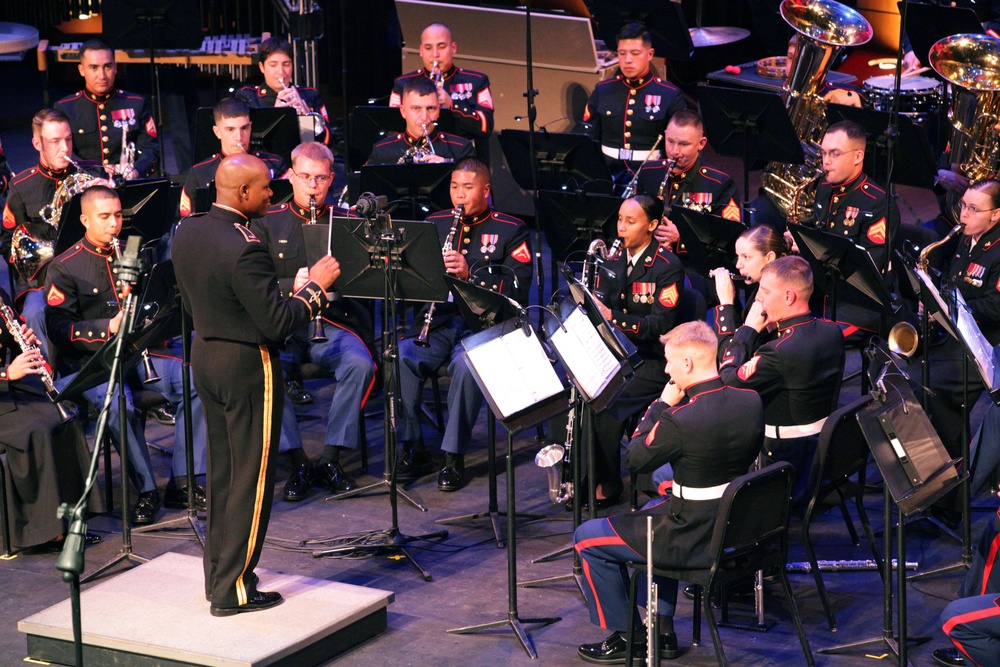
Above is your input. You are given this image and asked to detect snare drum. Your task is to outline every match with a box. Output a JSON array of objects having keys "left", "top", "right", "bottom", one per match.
[{"left": 862, "top": 74, "right": 942, "bottom": 116}]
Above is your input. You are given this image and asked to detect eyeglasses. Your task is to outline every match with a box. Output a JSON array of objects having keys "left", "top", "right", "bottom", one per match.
[
  {"left": 957, "top": 201, "right": 998, "bottom": 215},
  {"left": 819, "top": 149, "right": 857, "bottom": 160},
  {"left": 293, "top": 172, "right": 331, "bottom": 185}
]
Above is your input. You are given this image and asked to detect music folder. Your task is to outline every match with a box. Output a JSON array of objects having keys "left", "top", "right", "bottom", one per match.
[{"left": 461, "top": 321, "right": 570, "bottom": 433}]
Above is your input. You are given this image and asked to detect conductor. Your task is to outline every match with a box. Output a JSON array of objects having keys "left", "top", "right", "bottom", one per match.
[{"left": 171, "top": 154, "right": 339, "bottom": 616}]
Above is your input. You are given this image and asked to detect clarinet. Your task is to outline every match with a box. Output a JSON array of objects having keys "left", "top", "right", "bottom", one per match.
[
  {"left": 656, "top": 158, "right": 678, "bottom": 201},
  {"left": 416, "top": 204, "right": 463, "bottom": 347},
  {"left": 308, "top": 196, "right": 329, "bottom": 343},
  {"left": 0, "top": 295, "right": 74, "bottom": 421}
]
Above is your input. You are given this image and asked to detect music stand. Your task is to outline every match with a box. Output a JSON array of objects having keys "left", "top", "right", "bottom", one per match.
[
  {"left": 787, "top": 223, "right": 895, "bottom": 327},
  {"left": 347, "top": 106, "right": 456, "bottom": 178},
  {"left": 535, "top": 190, "right": 619, "bottom": 262},
  {"left": 584, "top": 0, "right": 694, "bottom": 59},
  {"left": 193, "top": 178, "right": 293, "bottom": 216},
  {"left": 903, "top": 2, "right": 983, "bottom": 69},
  {"left": 671, "top": 206, "right": 746, "bottom": 278},
  {"left": 448, "top": 319, "right": 569, "bottom": 658},
  {"left": 824, "top": 104, "right": 937, "bottom": 189},
  {"left": 358, "top": 163, "right": 453, "bottom": 221},
  {"left": 697, "top": 84, "right": 804, "bottom": 217},
  {"left": 56, "top": 180, "right": 177, "bottom": 256},
  {"left": 306, "top": 208, "right": 450, "bottom": 581},
  {"left": 499, "top": 130, "right": 615, "bottom": 195},
  {"left": 193, "top": 107, "right": 299, "bottom": 165}
]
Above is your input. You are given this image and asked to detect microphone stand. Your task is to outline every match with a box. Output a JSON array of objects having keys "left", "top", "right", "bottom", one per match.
[{"left": 523, "top": 0, "right": 545, "bottom": 330}]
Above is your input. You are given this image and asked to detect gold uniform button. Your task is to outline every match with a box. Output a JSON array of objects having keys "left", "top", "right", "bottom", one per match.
[
  {"left": 721, "top": 326, "right": 728, "bottom": 332},
  {"left": 100, "top": 115, "right": 107, "bottom": 121},
  {"left": 625, "top": 121, "right": 632, "bottom": 127},
  {"left": 624, "top": 143, "right": 631, "bottom": 149},
  {"left": 102, "top": 136, "right": 109, "bottom": 142},
  {"left": 627, "top": 109, "right": 634, "bottom": 116},
  {"left": 278, "top": 252, "right": 284, "bottom": 258},
  {"left": 103, "top": 159, "right": 110, "bottom": 164},
  {"left": 624, "top": 132, "right": 631, "bottom": 138},
  {"left": 463, "top": 238, "right": 470, "bottom": 244},
  {"left": 463, "top": 225, "right": 470, "bottom": 232},
  {"left": 78, "top": 128, "right": 84, "bottom": 134},
  {"left": 101, "top": 125, "right": 107, "bottom": 132},
  {"left": 628, "top": 99, "right": 635, "bottom": 105},
  {"left": 103, "top": 148, "right": 110, "bottom": 154},
  {"left": 92, "top": 288, "right": 99, "bottom": 293},
  {"left": 462, "top": 249, "right": 468, "bottom": 255},
  {"left": 98, "top": 104, "right": 105, "bottom": 110}
]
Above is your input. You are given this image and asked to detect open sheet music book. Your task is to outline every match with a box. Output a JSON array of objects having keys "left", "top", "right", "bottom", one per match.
[
  {"left": 463, "top": 326, "right": 565, "bottom": 419},
  {"left": 546, "top": 305, "right": 620, "bottom": 401}
]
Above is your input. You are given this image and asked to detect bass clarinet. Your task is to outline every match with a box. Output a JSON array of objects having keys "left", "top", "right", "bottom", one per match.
[
  {"left": 0, "top": 295, "right": 74, "bottom": 421},
  {"left": 416, "top": 204, "right": 464, "bottom": 347}
]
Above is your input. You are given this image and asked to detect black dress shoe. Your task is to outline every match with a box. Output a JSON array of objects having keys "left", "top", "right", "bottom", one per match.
[
  {"left": 932, "top": 647, "right": 967, "bottom": 667},
  {"left": 578, "top": 631, "right": 630, "bottom": 664},
  {"left": 210, "top": 590, "right": 283, "bottom": 617},
  {"left": 314, "top": 460, "right": 357, "bottom": 494},
  {"left": 130, "top": 491, "right": 161, "bottom": 525},
  {"left": 149, "top": 404, "right": 176, "bottom": 426},
  {"left": 394, "top": 444, "right": 432, "bottom": 482},
  {"left": 164, "top": 482, "right": 207, "bottom": 511},
  {"left": 36, "top": 533, "right": 102, "bottom": 553},
  {"left": 285, "top": 380, "right": 313, "bottom": 405},
  {"left": 437, "top": 453, "right": 465, "bottom": 492},
  {"left": 660, "top": 632, "right": 679, "bottom": 660},
  {"left": 283, "top": 463, "right": 313, "bottom": 501}
]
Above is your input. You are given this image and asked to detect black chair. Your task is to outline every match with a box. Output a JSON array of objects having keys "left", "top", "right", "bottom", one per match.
[
  {"left": 800, "top": 394, "right": 882, "bottom": 631},
  {"left": 624, "top": 462, "right": 813, "bottom": 667}
]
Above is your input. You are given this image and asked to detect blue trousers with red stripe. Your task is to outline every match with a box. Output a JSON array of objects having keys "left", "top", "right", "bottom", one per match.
[
  {"left": 940, "top": 594, "right": 1000, "bottom": 667},
  {"left": 574, "top": 498, "right": 678, "bottom": 631}
]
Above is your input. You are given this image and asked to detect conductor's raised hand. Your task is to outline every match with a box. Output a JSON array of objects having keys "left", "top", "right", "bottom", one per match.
[{"left": 309, "top": 255, "right": 341, "bottom": 290}]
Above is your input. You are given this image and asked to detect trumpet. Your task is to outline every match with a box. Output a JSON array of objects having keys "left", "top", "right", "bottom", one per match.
[
  {"left": 308, "top": 195, "right": 329, "bottom": 343},
  {"left": 431, "top": 60, "right": 444, "bottom": 88},
  {"left": 0, "top": 294, "right": 74, "bottom": 421},
  {"left": 112, "top": 124, "right": 136, "bottom": 186},
  {"left": 416, "top": 204, "right": 463, "bottom": 346}
]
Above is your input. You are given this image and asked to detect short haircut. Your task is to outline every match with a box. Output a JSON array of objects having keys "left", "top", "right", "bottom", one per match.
[
  {"left": 291, "top": 141, "right": 334, "bottom": 170},
  {"left": 79, "top": 38, "right": 114, "bottom": 60},
  {"left": 667, "top": 108, "right": 703, "bottom": 132},
  {"left": 421, "top": 22, "right": 453, "bottom": 42},
  {"left": 214, "top": 96, "right": 251, "bottom": 124},
  {"left": 403, "top": 76, "right": 438, "bottom": 98},
  {"left": 760, "top": 255, "right": 813, "bottom": 300},
  {"left": 967, "top": 178, "right": 1000, "bottom": 209},
  {"left": 453, "top": 157, "right": 491, "bottom": 184},
  {"left": 660, "top": 321, "right": 717, "bottom": 360},
  {"left": 258, "top": 37, "right": 294, "bottom": 62},
  {"left": 826, "top": 119, "right": 867, "bottom": 150},
  {"left": 81, "top": 184, "right": 120, "bottom": 208},
  {"left": 628, "top": 194, "right": 664, "bottom": 225},
  {"left": 32, "top": 108, "right": 70, "bottom": 138},
  {"left": 617, "top": 22, "right": 652, "bottom": 47}
]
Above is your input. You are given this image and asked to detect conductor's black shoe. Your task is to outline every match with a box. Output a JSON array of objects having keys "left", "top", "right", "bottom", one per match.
[
  {"left": 130, "top": 491, "right": 161, "bottom": 525},
  {"left": 164, "top": 482, "right": 207, "bottom": 511},
  {"left": 282, "top": 463, "right": 313, "bottom": 501},
  {"left": 314, "top": 460, "right": 357, "bottom": 494},
  {"left": 210, "top": 591, "right": 284, "bottom": 617},
  {"left": 394, "top": 444, "right": 432, "bottom": 482},
  {"left": 932, "top": 648, "right": 967, "bottom": 667},
  {"left": 36, "top": 533, "right": 102, "bottom": 553},
  {"left": 437, "top": 453, "right": 465, "bottom": 492},
  {"left": 286, "top": 380, "right": 313, "bottom": 405},
  {"left": 149, "top": 404, "right": 176, "bottom": 426}
]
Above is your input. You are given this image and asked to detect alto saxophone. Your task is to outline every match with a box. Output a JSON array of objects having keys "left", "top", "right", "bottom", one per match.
[
  {"left": 0, "top": 294, "right": 74, "bottom": 421},
  {"left": 415, "top": 204, "right": 463, "bottom": 346}
]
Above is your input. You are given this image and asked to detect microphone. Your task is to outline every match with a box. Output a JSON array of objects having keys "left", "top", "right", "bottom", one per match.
[{"left": 351, "top": 192, "right": 389, "bottom": 217}]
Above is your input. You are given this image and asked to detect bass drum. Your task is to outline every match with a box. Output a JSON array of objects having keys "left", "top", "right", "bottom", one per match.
[{"left": 862, "top": 74, "right": 942, "bottom": 120}]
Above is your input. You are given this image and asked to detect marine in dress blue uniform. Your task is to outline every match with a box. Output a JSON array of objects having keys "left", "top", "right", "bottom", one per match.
[{"left": 366, "top": 128, "right": 474, "bottom": 165}]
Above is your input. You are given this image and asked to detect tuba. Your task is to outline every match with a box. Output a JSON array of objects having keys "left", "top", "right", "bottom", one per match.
[
  {"left": 929, "top": 34, "right": 1000, "bottom": 216},
  {"left": 760, "top": 0, "right": 872, "bottom": 224}
]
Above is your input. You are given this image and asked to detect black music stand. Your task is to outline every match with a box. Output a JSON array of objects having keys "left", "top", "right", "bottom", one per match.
[
  {"left": 535, "top": 190, "right": 620, "bottom": 263},
  {"left": 305, "top": 210, "right": 450, "bottom": 581},
  {"left": 787, "top": 223, "right": 895, "bottom": 327},
  {"left": 347, "top": 106, "right": 456, "bottom": 178},
  {"left": 358, "top": 163, "right": 453, "bottom": 221},
  {"left": 671, "top": 206, "right": 746, "bottom": 278},
  {"left": 821, "top": 361, "right": 959, "bottom": 666},
  {"left": 825, "top": 104, "right": 937, "bottom": 189},
  {"left": 697, "top": 84, "right": 804, "bottom": 217},
  {"left": 499, "top": 130, "right": 615, "bottom": 195},
  {"left": 903, "top": 2, "right": 984, "bottom": 68},
  {"left": 193, "top": 179, "right": 293, "bottom": 216},
  {"left": 193, "top": 107, "right": 299, "bottom": 164},
  {"left": 584, "top": 0, "right": 694, "bottom": 59},
  {"left": 448, "top": 319, "right": 570, "bottom": 659}
]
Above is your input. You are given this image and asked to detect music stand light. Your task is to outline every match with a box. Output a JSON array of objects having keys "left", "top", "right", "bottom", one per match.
[{"left": 499, "top": 130, "right": 614, "bottom": 195}]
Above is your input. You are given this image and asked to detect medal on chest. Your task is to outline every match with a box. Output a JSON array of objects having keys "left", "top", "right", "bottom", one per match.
[
  {"left": 965, "top": 262, "right": 986, "bottom": 287},
  {"left": 644, "top": 95, "right": 660, "bottom": 114},
  {"left": 111, "top": 108, "right": 136, "bottom": 130},
  {"left": 842, "top": 206, "right": 860, "bottom": 228},
  {"left": 450, "top": 83, "right": 473, "bottom": 100},
  {"left": 632, "top": 281, "right": 655, "bottom": 304},
  {"left": 683, "top": 191, "right": 713, "bottom": 213},
  {"left": 480, "top": 233, "right": 498, "bottom": 254}
]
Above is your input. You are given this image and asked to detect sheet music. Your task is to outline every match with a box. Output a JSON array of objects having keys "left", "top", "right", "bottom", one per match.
[
  {"left": 952, "top": 289, "right": 1000, "bottom": 392},
  {"left": 464, "top": 327, "right": 564, "bottom": 418},
  {"left": 548, "top": 306, "right": 621, "bottom": 400}
]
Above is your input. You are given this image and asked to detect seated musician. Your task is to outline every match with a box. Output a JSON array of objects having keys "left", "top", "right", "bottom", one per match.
[
  {"left": 235, "top": 37, "right": 332, "bottom": 145},
  {"left": 54, "top": 39, "right": 159, "bottom": 180},
  {"left": 711, "top": 226, "right": 790, "bottom": 342},
  {"left": 574, "top": 321, "right": 763, "bottom": 664},
  {"left": 249, "top": 141, "right": 376, "bottom": 500},
  {"left": 390, "top": 22, "right": 494, "bottom": 152},
  {"left": 367, "top": 77, "right": 474, "bottom": 165},
  {"left": 718, "top": 255, "right": 844, "bottom": 502},
  {"left": 637, "top": 109, "right": 742, "bottom": 252},
  {"left": 395, "top": 158, "right": 532, "bottom": 492},
  {"left": 0, "top": 287, "right": 102, "bottom": 551},
  {"left": 45, "top": 186, "right": 208, "bottom": 525},
  {"left": 181, "top": 97, "right": 289, "bottom": 217},
  {"left": 2, "top": 109, "right": 106, "bottom": 361},
  {"left": 584, "top": 22, "right": 687, "bottom": 183}
]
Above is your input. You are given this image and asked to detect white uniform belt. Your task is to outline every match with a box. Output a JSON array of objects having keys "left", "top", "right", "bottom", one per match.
[
  {"left": 673, "top": 482, "right": 728, "bottom": 501},
  {"left": 765, "top": 417, "right": 826, "bottom": 440},
  {"left": 601, "top": 145, "right": 659, "bottom": 161}
]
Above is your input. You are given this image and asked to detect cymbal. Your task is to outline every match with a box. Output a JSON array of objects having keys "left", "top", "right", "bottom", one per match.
[{"left": 688, "top": 26, "right": 750, "bottom": 48}]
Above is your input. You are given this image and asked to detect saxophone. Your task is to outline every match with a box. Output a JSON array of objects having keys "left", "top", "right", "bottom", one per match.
[
  {"left": 760, "top": 0, "right": 872, "bottom": 224},
  {"left": 415, "top": 204, "right": 464, "bottom": 346}
]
